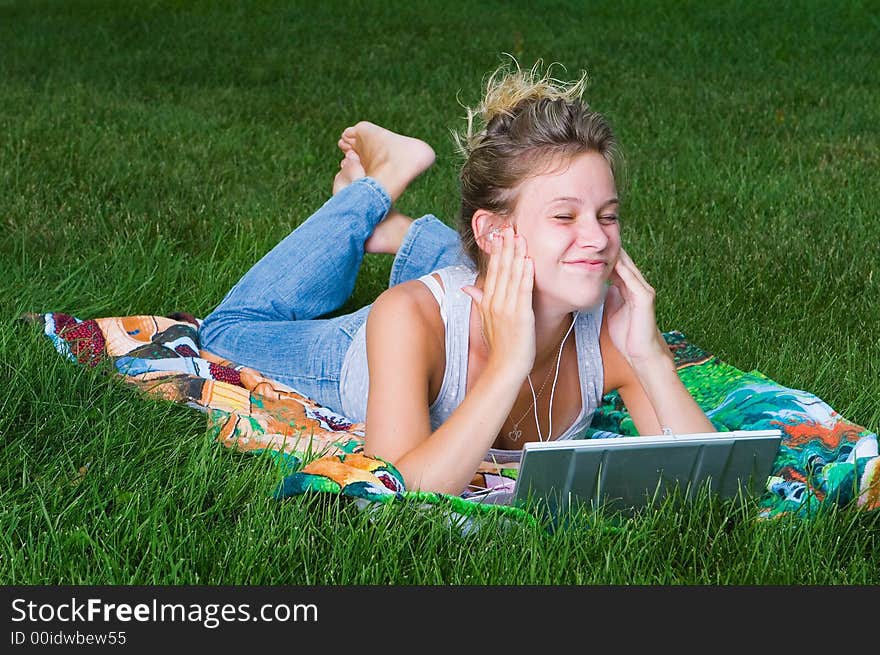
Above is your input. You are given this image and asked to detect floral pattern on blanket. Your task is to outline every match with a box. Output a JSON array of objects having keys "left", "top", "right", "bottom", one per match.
[{"left": 24, "top": 311, "right": 880, "bottom": 521}]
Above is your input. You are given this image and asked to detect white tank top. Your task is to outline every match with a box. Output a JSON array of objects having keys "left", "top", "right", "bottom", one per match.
[{"left": 339, "top": 264, "right": 606, "bottom": 460}]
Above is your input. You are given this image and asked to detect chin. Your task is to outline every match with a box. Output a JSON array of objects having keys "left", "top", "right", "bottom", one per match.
[
  {"left": 546, "top": 285, "right": 607, "bottom": 313},
  {"left": 573, "top": 290, "right": 606, "bottom": 312}
]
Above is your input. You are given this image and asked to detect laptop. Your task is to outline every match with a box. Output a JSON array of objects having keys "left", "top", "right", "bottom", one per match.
[{"left": 474, "top": 429, "right": 782, "bottom": 518}]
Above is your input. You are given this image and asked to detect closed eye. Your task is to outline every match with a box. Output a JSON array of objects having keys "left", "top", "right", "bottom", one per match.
[{"left": 555, "top": 214, "right": 619, "bottom": 224}]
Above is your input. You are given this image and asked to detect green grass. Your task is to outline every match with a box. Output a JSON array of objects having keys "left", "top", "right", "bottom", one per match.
[{"left": 1, "top": 0, "right": 878, "bottom": 584}]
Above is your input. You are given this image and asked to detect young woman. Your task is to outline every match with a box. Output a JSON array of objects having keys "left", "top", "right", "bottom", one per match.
[{"left": 199, "top": 64, "right": 716, "bottom": 496}]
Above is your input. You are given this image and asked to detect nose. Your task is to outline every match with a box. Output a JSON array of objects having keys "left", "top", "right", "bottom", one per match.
[{"left": 574, "top": 215, "right": 610, "bottom": 251}]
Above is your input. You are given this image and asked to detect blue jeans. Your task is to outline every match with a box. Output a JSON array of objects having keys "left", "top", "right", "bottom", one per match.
[{"left": 199, "top": 177, "right": 472, "bottom": 413}]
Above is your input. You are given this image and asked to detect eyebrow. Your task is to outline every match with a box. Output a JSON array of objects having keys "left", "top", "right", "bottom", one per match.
[{"left": 547, "top": 196, "right": 619, "bottom": 209}]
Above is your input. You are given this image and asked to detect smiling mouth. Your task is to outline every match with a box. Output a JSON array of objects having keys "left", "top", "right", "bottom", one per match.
[{"left": 563, "top": 260, "right": 606, "bottom": 271}]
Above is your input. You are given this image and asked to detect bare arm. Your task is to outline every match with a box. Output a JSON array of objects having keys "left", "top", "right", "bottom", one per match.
[
  {"left": 601, "top": 247, "right": 715, "bottom": 435},
  {"left": 601, "top": 311, "right": 716, "bottom": 436},
  {"left": 363, "top": 287, "right": 524, "bottom": 494},
  {"left": 364, "top": 223, "right": 536, "bottom": 495}
]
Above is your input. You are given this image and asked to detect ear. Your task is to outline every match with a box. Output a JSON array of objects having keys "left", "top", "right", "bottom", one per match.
[{"left": 471, "top": 209, "right": 502, "bottom": 256}]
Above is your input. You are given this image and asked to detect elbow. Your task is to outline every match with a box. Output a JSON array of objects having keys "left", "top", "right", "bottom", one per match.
[{"left": 392, "top": 454, "right": 465, "bottom": 496}]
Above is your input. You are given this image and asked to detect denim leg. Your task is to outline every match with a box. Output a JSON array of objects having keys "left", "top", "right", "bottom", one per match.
[
  {"left": 200, "top": 305, "right": 371, "bottom": 412},
  {"left": 205, "top": 177, "right": 390, "bottom": 326},
  {"left": 388, "top": 214, "right": 474, "bottom": 287},
  {"left": 198, "top": 177, "right": 390, "bottom": 411}
]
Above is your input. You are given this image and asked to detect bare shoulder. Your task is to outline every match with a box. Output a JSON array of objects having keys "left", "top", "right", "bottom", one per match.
[
  {"left": 363, "top": 276, "right": 445, "bottom": 462},
  {"left": 372, "top": 274, "right": 445, "bottom": 343}
]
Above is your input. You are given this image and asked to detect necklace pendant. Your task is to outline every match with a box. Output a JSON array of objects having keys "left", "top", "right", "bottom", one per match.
[{"left": 508, "top": 427, "right": 522, "bottom": 441}]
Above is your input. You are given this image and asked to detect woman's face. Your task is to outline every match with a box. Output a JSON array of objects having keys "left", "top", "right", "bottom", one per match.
[{"left": 510, "top": 151, "right": 621, "bottom": 312}]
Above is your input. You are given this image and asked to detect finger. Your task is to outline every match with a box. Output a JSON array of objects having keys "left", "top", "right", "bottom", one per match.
[
  {"left": 483, "top": 231, "right": 500, "bottom": 303},
  {"left": 604, "top": 283, "right": 624, "bottom": 314},
  {"left": 518, "top": 256, "right": 534, "bottom": 311},
  {"left": 492, "top": 226, "right": 515, "bottom": 310},
  {"left": 608, "top": 261, "right": 631, "bottom": 300},
  {"left": 612, "top": 256, "right": 648, "bottom": 299},
  {"left": 505, "top": 233, "right": 526, "bottom": 307},
  {"left": 613, "top": 259, "right": 657, "bottom": 315},
  {"left": 618, "top": 249, "right": 653, "bottom": 290}
]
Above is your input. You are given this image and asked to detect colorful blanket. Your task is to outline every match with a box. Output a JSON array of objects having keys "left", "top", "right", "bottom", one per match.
[{"left": 23, "top": 311, "right": 880, "bottom": 524}]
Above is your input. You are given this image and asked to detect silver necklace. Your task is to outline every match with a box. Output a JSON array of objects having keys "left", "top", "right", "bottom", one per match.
[
  {"left": 478, "top": 321, "right": 557, "bottom": 441},
  {"left": 529, "top": 313, "right": 577, "bottom": 442},
  {"left": 499, "top": 313, "right": 577, "bottom": 442},
  {"left": 507, "top": 360, "right": 556, "bottom": 442}
]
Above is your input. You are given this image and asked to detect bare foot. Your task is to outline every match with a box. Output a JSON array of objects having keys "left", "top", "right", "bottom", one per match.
[
  {"left": 330, "top": 143, "right": 412, "bottom": 254},
  {"left": 364, "top": 209, "right": 414, "bottom": 255},
  {"left": 339, "top": 121, "right": 435, "bottom": 202},
  {"left": 332, "top": 150, "right": 366, "bottom": 195}
]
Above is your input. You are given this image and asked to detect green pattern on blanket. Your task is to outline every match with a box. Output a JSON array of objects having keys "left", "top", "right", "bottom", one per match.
[{"left": 585, "top": 335, "right": 879, "bottom": 518}]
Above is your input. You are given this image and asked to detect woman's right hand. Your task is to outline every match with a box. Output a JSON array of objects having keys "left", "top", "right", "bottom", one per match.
[{"left": 461, "top": 224, "right": 536, "bottom": 379}]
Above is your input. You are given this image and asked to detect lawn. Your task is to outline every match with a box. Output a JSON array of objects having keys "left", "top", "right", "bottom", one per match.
[{"left": 1, "top": 0, "right": 878, "bottom": 584}]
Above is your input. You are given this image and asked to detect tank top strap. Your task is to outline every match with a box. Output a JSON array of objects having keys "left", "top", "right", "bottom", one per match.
[
  {"left": 416, "top": 272, "right": 448, "bottom": 323},
  {"left": 415, "top": 265, "right": 479, "bottom": 429}
]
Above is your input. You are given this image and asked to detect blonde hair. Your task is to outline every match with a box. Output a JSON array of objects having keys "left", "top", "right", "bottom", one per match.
[{"left": 453, "top": 58, "right": 621, "bottom": 275}]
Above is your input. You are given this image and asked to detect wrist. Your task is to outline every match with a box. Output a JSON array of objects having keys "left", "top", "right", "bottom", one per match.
[
  {"left": 485, "top": 356, "right": 531, "bottom": 386},
  {"left": 630, "top": 350, "right": 676, "bottom": 379}
]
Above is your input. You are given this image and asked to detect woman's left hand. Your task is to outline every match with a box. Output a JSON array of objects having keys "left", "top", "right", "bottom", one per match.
[{"left": 604, "top": 248, "right": 671, "bottom": 367}]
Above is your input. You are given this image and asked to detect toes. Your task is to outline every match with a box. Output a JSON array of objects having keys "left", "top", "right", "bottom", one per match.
[
  {"left": 341, "top": 150, "right": 359, "bottom": 169},
  {"left": 338, "top": 151, "right": 361, "bottom": 175}
]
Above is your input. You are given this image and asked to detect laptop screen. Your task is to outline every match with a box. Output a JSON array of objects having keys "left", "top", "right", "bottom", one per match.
[{"left": 514, "top": 429, "right": 782, "bottom": 517}]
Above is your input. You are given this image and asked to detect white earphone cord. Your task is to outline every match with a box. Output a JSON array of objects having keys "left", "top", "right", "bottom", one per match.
[{"left": 527, "top": 313, "right": 577, "bottom": 442}]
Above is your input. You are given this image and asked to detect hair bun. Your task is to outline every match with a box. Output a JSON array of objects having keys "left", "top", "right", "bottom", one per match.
[{"left": 453, "top": 57, "right": 589, "bottom": 157}]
